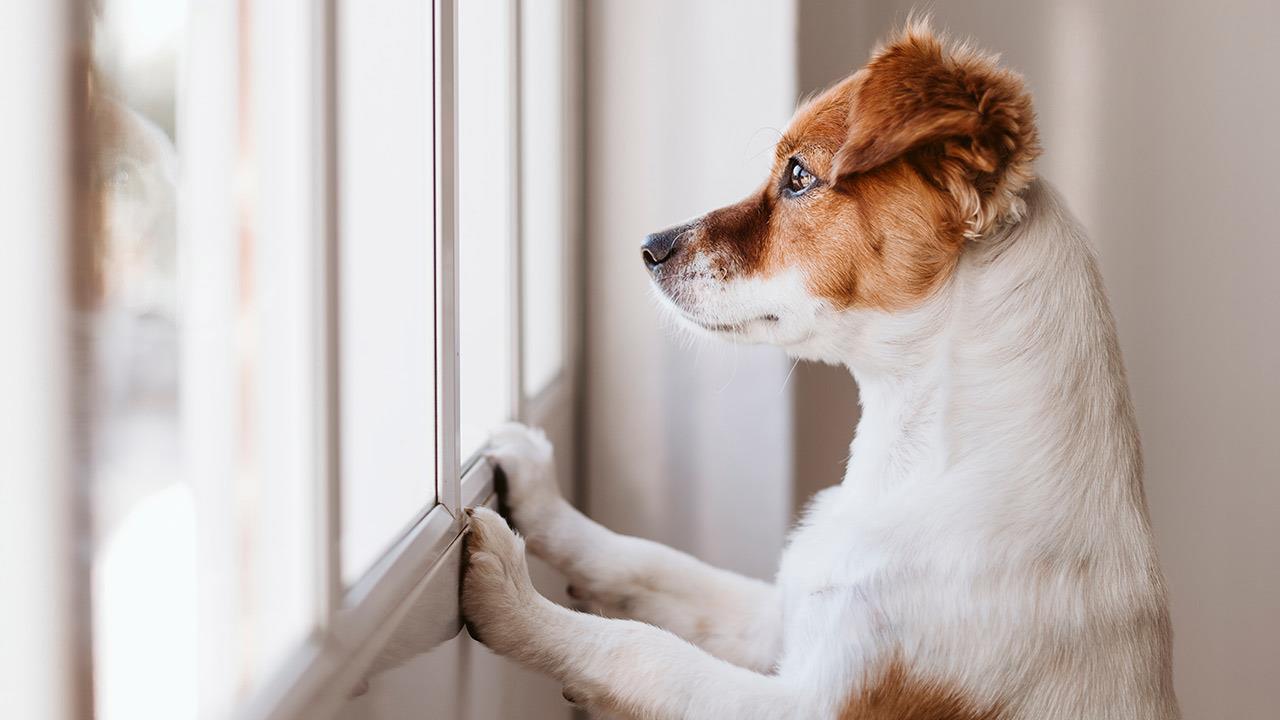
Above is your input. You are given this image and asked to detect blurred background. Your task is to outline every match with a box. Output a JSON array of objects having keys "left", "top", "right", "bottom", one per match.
[{"left": 2, "top": 1, "right": 1276, "bottom": 719}]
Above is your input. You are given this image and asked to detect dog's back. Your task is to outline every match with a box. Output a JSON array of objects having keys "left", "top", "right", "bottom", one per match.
[{"left": 777, "top": 181, "right": 1177, "bottom": 719}]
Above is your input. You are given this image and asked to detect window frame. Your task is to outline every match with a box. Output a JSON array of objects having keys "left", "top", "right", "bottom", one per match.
[
  {"left": 240, "top": 0, "right": 474, "bottom": 715},
  {"left": 239, "top": 0, "right": 581, "bottom": 718},
  {"left": 4, "top": 0, "right": 579, "bottom": 716}
]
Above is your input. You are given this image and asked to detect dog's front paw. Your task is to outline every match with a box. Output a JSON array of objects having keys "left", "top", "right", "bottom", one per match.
[
  {"left": 461, "top": 507, "right": 545, "bottom": 658},
  {"left": 486, "top": 423, "right": 561, "bottom": 530}
]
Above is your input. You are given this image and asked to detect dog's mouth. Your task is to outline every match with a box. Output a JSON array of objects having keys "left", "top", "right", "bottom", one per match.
[
  {"left": 648, "top": 275, "right": 782, "bottom": 335},
  {"left": 687, "top": 313, "right": 780, "bottom": 334}
]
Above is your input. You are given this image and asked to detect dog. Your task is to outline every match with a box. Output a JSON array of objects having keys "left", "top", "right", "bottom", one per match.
[{"left": 462, "top": 21, "right": 1179, "bottom": 720}]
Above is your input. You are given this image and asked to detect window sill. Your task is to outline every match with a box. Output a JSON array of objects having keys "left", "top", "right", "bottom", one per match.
[{"left": 244, "top": 459, "right": 496, "bottom": 720}]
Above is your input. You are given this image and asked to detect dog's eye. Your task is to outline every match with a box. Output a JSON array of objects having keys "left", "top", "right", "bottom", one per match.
[{"left": 785, "top": 158, "right": 816, "bottom": 195}]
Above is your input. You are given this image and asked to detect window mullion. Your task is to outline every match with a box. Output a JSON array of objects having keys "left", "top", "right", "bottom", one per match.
[
  {"left": 317, "top": 0, "right": 343, "bottom": 633},
  {"left": 510, "top": 0, "right": 527, "bottom": 422},
  {"left": 436, "top": 0, "right": 462, "bottom": 515}
]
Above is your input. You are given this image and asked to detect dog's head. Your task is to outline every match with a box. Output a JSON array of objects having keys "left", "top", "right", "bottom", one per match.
[{"left": 644, "top": 23, "right": 1040, "bottom": 359}]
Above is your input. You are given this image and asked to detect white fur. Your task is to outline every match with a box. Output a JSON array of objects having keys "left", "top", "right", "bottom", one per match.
[{"left": 461, "top": 181, "right": 1179, "bottom": 719}]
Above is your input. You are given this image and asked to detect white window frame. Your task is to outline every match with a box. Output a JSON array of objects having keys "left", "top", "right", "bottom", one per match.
[
  {"left": 3, "top": 0, "right": 580, "bottom": 718},
  {"left": 2, "top": 1, "right": 583, "bottom": 717},
  {"left": 244, "top": 0, "right": 580, "bottom": 718}
]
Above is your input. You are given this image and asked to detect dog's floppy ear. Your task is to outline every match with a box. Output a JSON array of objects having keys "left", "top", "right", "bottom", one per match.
[{"left": 833, "top": 21, "right": 1040, "bottom": 238}]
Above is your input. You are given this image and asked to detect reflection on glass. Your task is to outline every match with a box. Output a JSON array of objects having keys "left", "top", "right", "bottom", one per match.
[
  {"left": 87, "top": 0, "right": 323, "bottom": 713},
  {"left": 86, "top": 2, "right": 194, "bottom": 719}
]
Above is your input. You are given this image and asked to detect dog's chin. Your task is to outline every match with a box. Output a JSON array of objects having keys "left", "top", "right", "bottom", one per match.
[
  {"left": 684, "top": 313, "right": 780, "bottom": 340},
  {"left": 669, "top": 305, "right": 810, "bottom": 348},
  {"left": 650, "top": 277, "right": 817, "bottom": 348}
]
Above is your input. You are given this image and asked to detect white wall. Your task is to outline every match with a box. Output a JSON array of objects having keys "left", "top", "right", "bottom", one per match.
[
  {"left": 795, "top": 2, "right": 1280, "bottom": 717},
  {"left": 582, "top": 0, "right": 798, "bottom": 581}
]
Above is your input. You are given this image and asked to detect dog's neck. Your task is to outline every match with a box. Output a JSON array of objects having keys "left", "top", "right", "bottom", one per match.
[{"left": 836, "top": 181, "right": 1145, "bottom": 518}]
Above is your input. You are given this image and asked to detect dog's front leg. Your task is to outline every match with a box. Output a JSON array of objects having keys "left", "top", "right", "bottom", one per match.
[
  {"left": 486, "top": 423, "right": 781, "bottom": 672},
  {"left": 462, "top": 507, "right": 802, "bottom": 720}
]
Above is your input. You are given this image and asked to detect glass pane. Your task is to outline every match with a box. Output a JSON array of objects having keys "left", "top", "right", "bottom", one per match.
[
  {"left": 87, "top": 3, "right": 196, "bottom": 717},
  {"left": 244, "top": 0, "right": 325, "bottom": 683},
  {"left": 337, "top": 0, "right": 437, "bottom": 584},
  {"left": 458, "top": 0, "right": 515, "bottom": 457},
  {"left": 520, "top": 0, "right": 567, "bottom": 395},
  {"left": 88, "top": 0, "right": 322, "bottom": 713}
]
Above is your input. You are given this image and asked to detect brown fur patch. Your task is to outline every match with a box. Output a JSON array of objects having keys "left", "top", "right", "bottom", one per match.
[
  {"left": 698, "top": 189, "right": 774, "bottom": 274},
  {"left": 834, "top": 21, "right": 1041, "bottom": 239},
  {"left": 840, "top": 658, "right": 1005, "bottom": 720},
  {"left": 789, "top": 160, "right": 964, "bottom": 309}
]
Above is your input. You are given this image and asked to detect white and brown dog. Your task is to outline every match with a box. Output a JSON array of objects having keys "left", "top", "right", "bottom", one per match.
[{"left": 462, "top": 22, "right": 1179, "bottom": 720}]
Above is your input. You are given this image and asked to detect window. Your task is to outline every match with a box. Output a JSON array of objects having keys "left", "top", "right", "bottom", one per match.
[
  {"left": 0, "top": 1, "right": 578, "bottom": 719},
  {"left": 519, "top": 0, "right": 570, "bottom": 397},
  {"left": 458, "top": 0, "right": 517, "bottom": 459},
  {"left": 336, "top": 0, "right": 439, "bottom": 586}
]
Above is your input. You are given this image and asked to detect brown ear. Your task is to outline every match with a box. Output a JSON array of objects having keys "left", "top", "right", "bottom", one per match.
[{"left": 833, "top": 21, "right": 1040, "bottom": 238}]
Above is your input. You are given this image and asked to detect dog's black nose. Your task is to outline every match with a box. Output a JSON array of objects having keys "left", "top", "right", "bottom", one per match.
[{"left": 641, "top": 224, "right": 688, "bottom": 270}]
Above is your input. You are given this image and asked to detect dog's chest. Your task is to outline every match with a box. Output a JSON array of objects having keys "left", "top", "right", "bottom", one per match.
[
  {"left": 776, "top": 486, "right": 888, "bottom": 598},
  {"left": 771, "top": 487, "right": 906, "bottom": 676}
]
